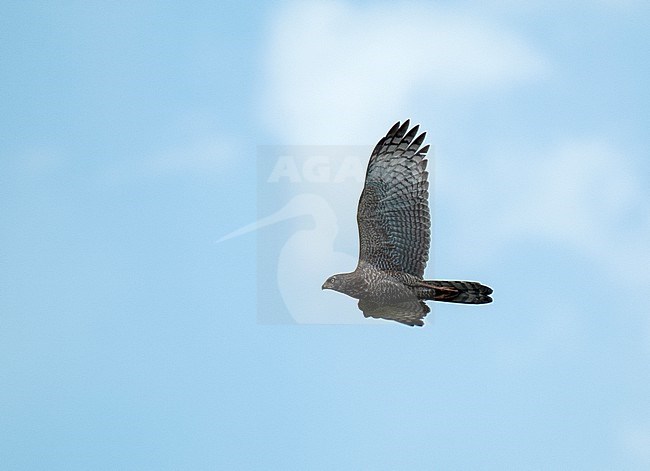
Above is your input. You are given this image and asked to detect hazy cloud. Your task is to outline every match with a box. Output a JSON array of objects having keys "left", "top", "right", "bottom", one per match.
[
  {"left": 262, "top": 1, "right": 550, "bottom": 143},
  {"left": 438, "top": 139, "right": 650, "bottom": 286}
]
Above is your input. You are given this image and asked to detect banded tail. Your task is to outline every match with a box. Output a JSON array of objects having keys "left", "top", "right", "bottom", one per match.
[{"left": 418, "top": 280, "right": 493, "bottom": 304}]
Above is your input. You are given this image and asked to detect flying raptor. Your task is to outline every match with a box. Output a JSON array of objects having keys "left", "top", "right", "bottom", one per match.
[{"left": 322, "top": 120, "right": 492, "bottom": 326}]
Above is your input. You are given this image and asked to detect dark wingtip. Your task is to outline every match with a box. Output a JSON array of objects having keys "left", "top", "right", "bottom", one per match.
[
  {"left": 387, "top": 121, "right": 401, "bottom": 137},
  {"left": 396, "top": 120, "right": 410, "bottom": 138},
  {"left": 404, "top": 125, "right": 420, "bottom": 143},
  {"left": 412, "top": 132, "right": 426, "bottom": 148}
]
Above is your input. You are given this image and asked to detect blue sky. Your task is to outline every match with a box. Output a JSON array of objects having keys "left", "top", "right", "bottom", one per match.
[{"left": 2, "top": 1, "right": 650, "bottom": 469}]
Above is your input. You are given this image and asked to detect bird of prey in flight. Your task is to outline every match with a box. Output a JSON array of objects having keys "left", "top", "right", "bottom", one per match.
[{"left": 322, "top": 120, "right": 492, "bottom": 326}]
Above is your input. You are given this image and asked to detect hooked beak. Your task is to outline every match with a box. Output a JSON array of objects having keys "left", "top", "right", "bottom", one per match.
[{"left": 322, "top": 280, "right": 331, "bottom": 290}]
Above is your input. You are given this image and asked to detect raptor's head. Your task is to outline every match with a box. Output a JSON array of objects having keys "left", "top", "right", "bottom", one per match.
[
  {"left": 322, "top": 272, "right": 360, "bottom": 297},
  {"left": 321, "top": 274, "right": 342, "bottom": 291}
]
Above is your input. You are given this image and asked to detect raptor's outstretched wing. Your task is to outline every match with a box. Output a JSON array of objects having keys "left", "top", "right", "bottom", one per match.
[
  {"left": 358, "top": 298, "right": 430, "bottom": 327},
  {"left": 357, "top": 120, "right": 431, "bottom": 277}
]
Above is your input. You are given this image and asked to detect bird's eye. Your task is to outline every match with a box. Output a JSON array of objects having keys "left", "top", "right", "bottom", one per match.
[{"left": 329, "top": 276, "right": 336, "bottom": 283}]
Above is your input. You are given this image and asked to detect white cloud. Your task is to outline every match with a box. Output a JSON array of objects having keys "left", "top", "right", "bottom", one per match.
[
  {"left": 261, "top": 1, "right": 550, "bottom": 143},
  {"left": 437, "top": 138, "right": 650, "bottom": 286}
]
